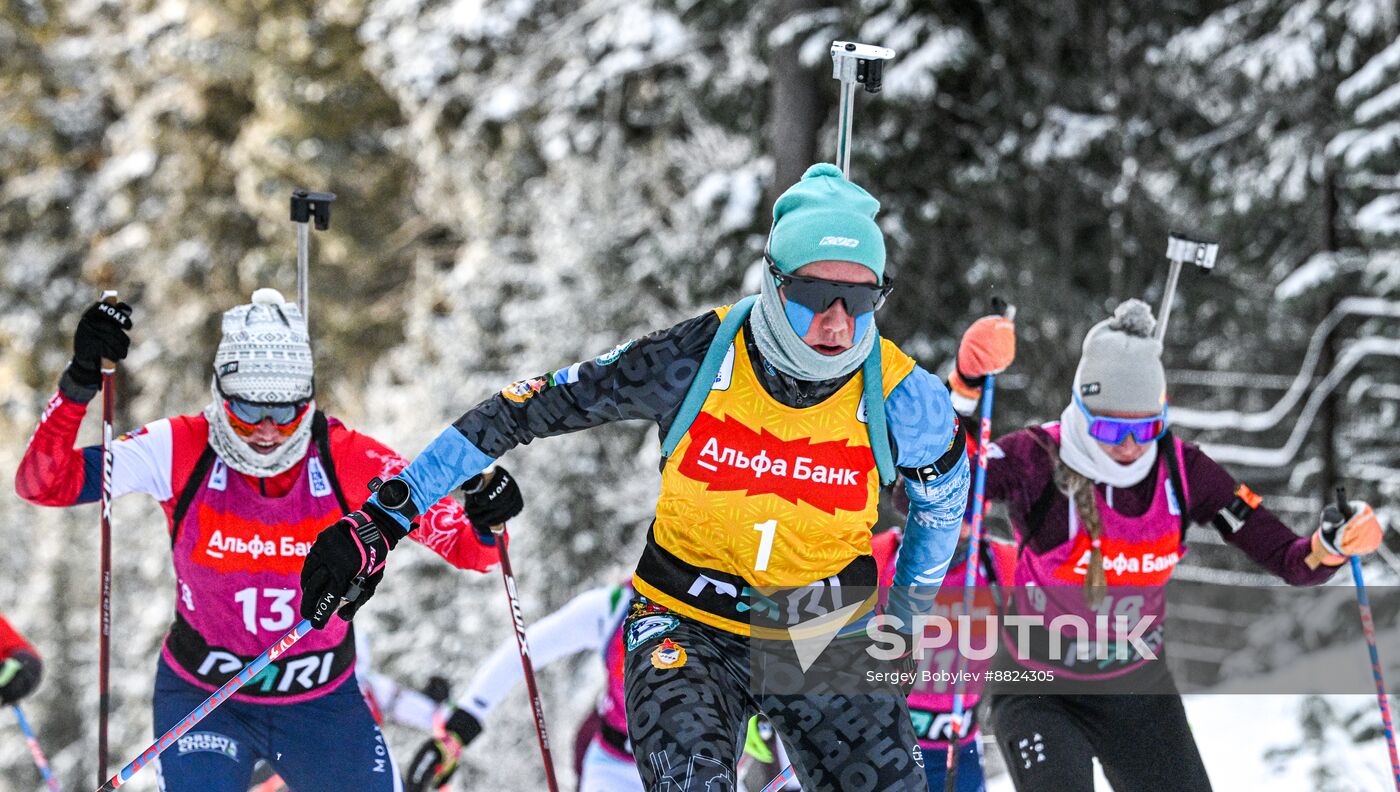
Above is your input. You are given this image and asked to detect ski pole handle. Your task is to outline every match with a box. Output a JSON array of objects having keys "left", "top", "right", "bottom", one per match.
[
  {"left": 1308, "top": 486, "right": 1360, "bottom": 570},
  {"left": 99, "top": 290, "right": 120, "bottom": 373},
  {"left": 478, "top": 468, "right": 509, "bottom": 538},
  {"left": 990, "top": 296, "right": 1017, "bottom": 322}
]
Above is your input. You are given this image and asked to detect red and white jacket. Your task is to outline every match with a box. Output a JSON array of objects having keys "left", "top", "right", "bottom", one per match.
[{"left": 16, "top": 389, "right": 498, "bottom": 703}]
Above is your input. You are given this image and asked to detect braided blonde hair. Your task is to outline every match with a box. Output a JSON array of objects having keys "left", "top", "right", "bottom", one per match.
[
  {"left": 1029, "top": 430, "right": 1107, "bottom": 607},
  {"left": 1055, "top": 465, "right": 1107, "bottom": 607}
]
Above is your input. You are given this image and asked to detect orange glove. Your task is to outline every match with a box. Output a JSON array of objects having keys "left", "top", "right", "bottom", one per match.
[
  {"left": 1310, "top": 502, "right": 1384, "bottom": 567},
  {"left": 950, "top": 315, "right": 1016, "bottom": 401}
]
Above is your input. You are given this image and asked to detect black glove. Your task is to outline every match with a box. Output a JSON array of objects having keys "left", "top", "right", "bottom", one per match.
[
  {"left": 403, "top": 707, "right": 483, "bottom": 792},
  {"left": 423, "top": 674, "right": 452, "bottom": 704},
  {"left": 0, "top": 651, "right": 42, "bottom": 705},
  {"left": 68, "top": 300, "right": 134, "bottom": 388},
  {"left": 460, "top": 467, "right": 524, "bottom": 530},
  {"left": 299, "top": 503, "right": 405, "bottom": 628}
]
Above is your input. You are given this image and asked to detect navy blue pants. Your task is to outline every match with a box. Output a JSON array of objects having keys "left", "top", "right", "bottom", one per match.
[
  {"left": 922, "top": 740, "right": 985, "bottom": 792},
  {"left": 152, "top": 659, "right": 398, "bottom": 791}
]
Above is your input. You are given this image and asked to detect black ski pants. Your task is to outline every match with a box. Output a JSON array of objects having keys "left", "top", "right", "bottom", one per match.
[
  {"left": 989, "top": 692, "right": 1212, "bottom": 792},
  {"left": 623, "top": 601, "right": 928, "bottom": 792}
]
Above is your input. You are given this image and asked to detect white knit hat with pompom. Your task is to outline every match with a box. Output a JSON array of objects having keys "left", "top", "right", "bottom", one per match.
[
  {"left": 1072, "top": 299, "right": 1166, "bottom": 414},
  {"left": 212, "top": 288, "right": 313, "bottom": 403}
]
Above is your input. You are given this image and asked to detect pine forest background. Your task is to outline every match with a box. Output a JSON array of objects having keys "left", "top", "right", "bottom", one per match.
[{"left": 2, "top": 0, "right": 1399, "bottom": 789}]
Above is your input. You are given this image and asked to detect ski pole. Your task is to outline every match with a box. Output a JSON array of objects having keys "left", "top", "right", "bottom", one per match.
[
  {"left": 96, "top": 580, "right": 363, "bottom": 791},
  {"left": 1156, "top": 232, "right": 1219, "bottom": 342},
  {"left": 760, "top": 764, "right": 797, "bottom": 792},
  {"left": 1335, "top": 487, "right": 1400, "bottom": 790},
  {"left": 945, "top": 299, "right": 1014, "bottom": 791},
  {"left": 482, "top": 494, "right": 561, "bottom": 792},
  {"left": 830, "top": 41, "right": 895, "bottom": 178},
  {"left": 13, "top": 704, "right": 61, "bottom": 792},
  {"left": 97, "top": 288, "right": 119, "bottom": 784},
  {"left": 289, "top": 189, "right": 336, "bottom": 330}
]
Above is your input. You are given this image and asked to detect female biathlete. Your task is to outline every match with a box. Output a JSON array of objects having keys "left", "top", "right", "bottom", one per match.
[
  {"left": 15, "top": 289, "right": 501, "bottom": 791},
  {"left": 947, "top": 299, "right": 1386, "bottom": 791}
]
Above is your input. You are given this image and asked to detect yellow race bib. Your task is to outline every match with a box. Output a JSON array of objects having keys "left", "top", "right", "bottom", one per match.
[{"left": 635, "top": 306, "right": 915, "bottom": 634}]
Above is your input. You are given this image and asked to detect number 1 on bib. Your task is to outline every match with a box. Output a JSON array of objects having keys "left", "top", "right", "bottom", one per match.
[{"left": 753, "top": 520, "right": 777, "bottom": 571}]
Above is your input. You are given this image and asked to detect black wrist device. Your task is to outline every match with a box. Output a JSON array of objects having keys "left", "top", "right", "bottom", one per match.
[{"left": 369, "top": 477, "right": 420, "bottom": 522}]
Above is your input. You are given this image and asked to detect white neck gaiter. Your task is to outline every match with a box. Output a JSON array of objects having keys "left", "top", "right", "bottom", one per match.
[
  {"left": 203, "top": 381, "right": 315, "bottom": 478},
  {"left": 1057, "top": 401, "right": 1158, "bottom": 489}
]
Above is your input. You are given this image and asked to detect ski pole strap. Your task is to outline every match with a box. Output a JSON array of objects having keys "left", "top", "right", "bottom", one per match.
[{"left": 659, "top": 295, "right": 894, "bottom": 485}]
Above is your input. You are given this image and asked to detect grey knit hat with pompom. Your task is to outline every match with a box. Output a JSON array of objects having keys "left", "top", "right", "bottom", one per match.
[
  {"left": 1072, "top": 299, "right": 1166, "bottom": 414},
  {"left": 213, "top": 288, "right": 314, "bottom": 403}
]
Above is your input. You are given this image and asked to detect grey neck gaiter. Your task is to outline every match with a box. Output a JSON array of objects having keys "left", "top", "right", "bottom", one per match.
[
  {"left": 749, "top": 271, "right": 876, "bottom": 382},
  {"left": 204, "top": 379, "right": 315, "bottom": 478}
]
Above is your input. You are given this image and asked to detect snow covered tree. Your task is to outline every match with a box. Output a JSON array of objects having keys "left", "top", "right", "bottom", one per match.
[
  {"left": 1158, "top": 0, "right": 1400, "bottom": 499},
  {"left": 2, "top": 0, "right": 1398, "bottom": 786}
]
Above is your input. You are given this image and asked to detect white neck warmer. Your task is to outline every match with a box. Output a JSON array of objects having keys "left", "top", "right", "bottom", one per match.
[
  {"left": 203, "top": 380, "right": 315, "bottom": 478},
  {"left": 1057, "top": 402, "right": 1158, "bottom": 488}
]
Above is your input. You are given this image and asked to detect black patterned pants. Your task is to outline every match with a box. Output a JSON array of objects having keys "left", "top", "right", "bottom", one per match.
[{"left": 623, "top": 603, "right": 929, "bottom": 792}]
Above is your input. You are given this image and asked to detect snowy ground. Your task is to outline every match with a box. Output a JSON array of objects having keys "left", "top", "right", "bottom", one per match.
[{"left": 984, "top": 696, "right": 1397, "bottom": 791}]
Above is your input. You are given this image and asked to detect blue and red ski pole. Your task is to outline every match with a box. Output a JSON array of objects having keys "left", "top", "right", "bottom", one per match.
[
  {"left": 13, "top": 704, "right": 61, "bottom": 792},
  {"left": 945, "top": 300, "right": 1013, "bottom": 791},
  {"left": 95, "top": 580, "right": 362, "bottom": 791},
  {"left": 1336, "top": 487, "right": 1400, "bottom": 790},
  {"left": 760, "top": 764, "right": 796, "bottom": 792}
]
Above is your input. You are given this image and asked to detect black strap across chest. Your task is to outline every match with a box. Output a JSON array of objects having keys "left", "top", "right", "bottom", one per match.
[{"left": 169, "top": 411, "right": 349, "bottom": 545}]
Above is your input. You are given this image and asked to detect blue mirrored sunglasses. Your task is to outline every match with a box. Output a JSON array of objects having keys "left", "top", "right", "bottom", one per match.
[{"left": 1074, "top": 394, "right": 1168, "bottom": 445}]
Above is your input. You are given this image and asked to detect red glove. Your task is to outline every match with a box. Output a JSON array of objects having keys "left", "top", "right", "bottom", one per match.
[{"left": 950, "top": 315, "right": 1016, "bottom": 402}]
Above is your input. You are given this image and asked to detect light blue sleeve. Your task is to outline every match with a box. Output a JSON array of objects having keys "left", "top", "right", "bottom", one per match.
[
  {"left": 366, "top": 427, "right": 495, "bottom": 532},
  {"left": 885, "top": 365, "right": 957, "bottom": 469},
  {"left": 883, "top": 367, "right": 971, "bottom": 628},
  {"left": 892, "top": 456, "right": 969, "bottom": 589}
]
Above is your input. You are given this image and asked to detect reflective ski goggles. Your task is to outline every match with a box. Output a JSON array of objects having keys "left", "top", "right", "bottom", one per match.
[
  {"left": 218, "top": 383, "right": 311, "bottom": 436},
  {"left": 767, "top": 260, "right": 893, "bottom": 317},
  {"left": 1074, "top": 394, "right": 1168, "bottom": 446}
]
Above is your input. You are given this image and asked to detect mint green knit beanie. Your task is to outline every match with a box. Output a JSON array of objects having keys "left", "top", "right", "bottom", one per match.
[{"left": 767, "top": 163, "right": 886, "bottom": 280}]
